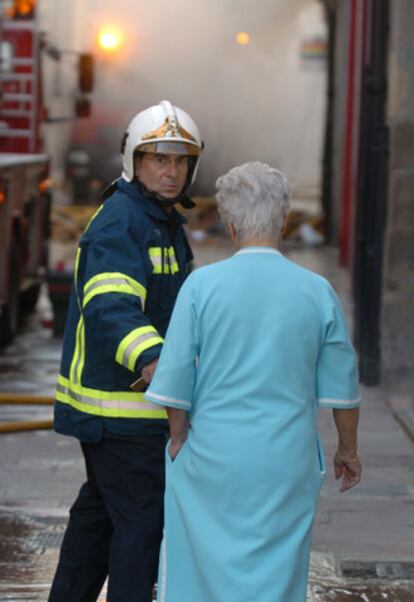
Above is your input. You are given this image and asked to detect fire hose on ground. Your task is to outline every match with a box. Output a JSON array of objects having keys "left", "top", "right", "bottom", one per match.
[{"left": 0, "top": 394, "right": 54, "bottom": 434}]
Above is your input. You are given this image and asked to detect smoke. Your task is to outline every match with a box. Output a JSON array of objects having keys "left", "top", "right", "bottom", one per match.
[{"left": 75, "top": 0, "right": 326, "bottom": 195}]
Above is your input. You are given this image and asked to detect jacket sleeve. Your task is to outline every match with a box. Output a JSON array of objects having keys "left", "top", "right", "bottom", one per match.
[{"left": 79, "top": 215, "right": 163, "bottom": 376}]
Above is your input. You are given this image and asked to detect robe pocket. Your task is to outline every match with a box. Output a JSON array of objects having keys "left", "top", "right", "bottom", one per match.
[
  {"left": 165, "top": 439, "right": 173, "bottom": 465},
  {"left": 316, "top": 433, "right": 326, "bottom": 481},
  {"left": 166, "top": 439, "right": 186, "bottom": 465}
]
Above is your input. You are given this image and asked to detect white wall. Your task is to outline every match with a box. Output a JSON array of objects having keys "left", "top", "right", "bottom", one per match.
[{"left": 37, "top": 0, "right": 86, "bottom": 185}]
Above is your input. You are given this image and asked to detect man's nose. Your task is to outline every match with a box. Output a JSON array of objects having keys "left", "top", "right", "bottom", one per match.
[{"left": 165, "top": 158, "right": 179, "bottom": 177}]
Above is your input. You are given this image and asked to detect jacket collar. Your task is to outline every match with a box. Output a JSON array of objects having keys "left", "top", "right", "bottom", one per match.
[{"left": 117, "top": 178, "right": 187, "bottom": 225}]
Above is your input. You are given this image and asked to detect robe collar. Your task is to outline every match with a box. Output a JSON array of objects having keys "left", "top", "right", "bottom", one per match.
[{"left": 235, "top": 246, "right": 282, "bottom": 256}]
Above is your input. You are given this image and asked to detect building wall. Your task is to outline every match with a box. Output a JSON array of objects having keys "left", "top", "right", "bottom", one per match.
[
  {"left": 382, "top": 0, "right": 414, "bottom": 381},
  {"left": 330, "top": 1, "right": 347, "bottom": 243}
]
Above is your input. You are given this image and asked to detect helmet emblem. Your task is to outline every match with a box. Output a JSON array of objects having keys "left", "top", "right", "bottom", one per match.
[{"left": 142, "top": 117, "right": 197, "bottom": 143}]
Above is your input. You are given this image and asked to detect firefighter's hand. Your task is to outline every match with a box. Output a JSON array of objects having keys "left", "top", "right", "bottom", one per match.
[
  {"left": 334, "top": 447, "right": 362, "bottom": 492},
  {"left": 141, "top": 359, "right": 159, "bottom": 384}
]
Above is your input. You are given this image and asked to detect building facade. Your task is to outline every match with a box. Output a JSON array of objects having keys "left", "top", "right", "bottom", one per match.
[{"left": 324, "top": 0, "right": 414, "bottom": 385}]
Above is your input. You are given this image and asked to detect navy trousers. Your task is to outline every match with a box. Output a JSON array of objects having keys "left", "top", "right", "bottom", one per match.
[{"left": 49, "top": 433, "right": 166, "bottom": 602}]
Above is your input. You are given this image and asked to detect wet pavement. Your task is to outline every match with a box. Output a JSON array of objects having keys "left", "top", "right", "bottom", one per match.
[{"left": 0, "top": 240, "right": 413, "bottom": 601}]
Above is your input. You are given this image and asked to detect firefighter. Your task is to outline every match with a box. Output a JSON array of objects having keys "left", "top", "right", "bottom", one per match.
[{"left": 49, "top": 100, "right": 203, "bottom": 602}]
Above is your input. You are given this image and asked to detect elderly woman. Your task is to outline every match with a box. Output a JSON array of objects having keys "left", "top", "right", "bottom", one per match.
[{"left": 145, "top": 162, "right": 362, "bottom": 602}]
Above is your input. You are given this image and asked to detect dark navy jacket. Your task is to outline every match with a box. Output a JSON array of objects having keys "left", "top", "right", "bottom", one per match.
[{"left": 54, "top": 178, "right": 193, "bottom": 442}]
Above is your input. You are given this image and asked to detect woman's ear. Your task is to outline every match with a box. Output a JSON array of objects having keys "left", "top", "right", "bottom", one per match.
[
  {"left": 281, "top": 214, "right": 289, "bottom": 239},
  {"left": 227, "top": 223, "right": 237, "bottom": 244}
]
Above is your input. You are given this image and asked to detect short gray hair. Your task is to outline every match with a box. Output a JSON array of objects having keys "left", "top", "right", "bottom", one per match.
[{"left": 215, "top": 162, "right": 291, "bottom": 242}]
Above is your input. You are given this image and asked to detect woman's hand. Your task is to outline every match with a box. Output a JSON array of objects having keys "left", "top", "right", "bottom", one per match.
[
  {"left": 334, "top": 446, "right": 362, "bottom": 492},
  {"left": 169, "top": 438, "right": 186, "bottom": 461},
  {"left": 332, "top": 407, "right": 361, "bottom": 492},
  {"left": 166, "top": 407, "right": 189, "bottom": 461}
]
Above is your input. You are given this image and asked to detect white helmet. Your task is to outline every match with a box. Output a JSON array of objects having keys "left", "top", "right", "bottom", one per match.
[{"left": 121, "top": 100, "right": 203, "bottom": 185}]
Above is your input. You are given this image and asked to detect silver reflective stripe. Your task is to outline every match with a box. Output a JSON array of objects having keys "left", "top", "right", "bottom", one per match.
[
  {"left": 122, "top": 332, "right": 160, "bottom": 365},
  {"left": 84, "top": 277, "right": 134, "bottom": 295},
  {"left": 150, "top": 255, "right": 162, "bottom": 267},
  {"left": 56, "top": 382, "right": 161, "bottom": 411}
]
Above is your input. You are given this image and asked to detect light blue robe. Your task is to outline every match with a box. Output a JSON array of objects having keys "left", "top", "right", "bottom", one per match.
[{"left": 145, "top": 247, "right": 360, "bottom": 602}]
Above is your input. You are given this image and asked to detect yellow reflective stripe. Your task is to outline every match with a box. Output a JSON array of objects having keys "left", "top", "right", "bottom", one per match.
[
  {"left": 72, "top": 247, "right": 82, "bottom": 312},
  {"left": 84, "top": 271, "right": 143, "bottom": 296},
  {"left": 84, "top": 283, "right": 142, "bottom": 308},
  {"left": 83, "top": 272, "right": 147, "bottom": 308},
  {"left": 127, "top": 334, "right": 163, "bottom": 371},
  {"left": 83, "top": 204, "right": 103, "bottom": 234},
  {"left": 149, "top": 247, "right": 162, "bottom": 274},
  {"left": 69, "top": 316, "right": 84, "bottom": 385},
  {"left": 148, "top": 247, "right": 161, "bottom": 258},
  {"left": 56, "top": 375, "right": 167, "bottom": 419},
  {"left": 69, "top": 249, "right": 86, "bottom": 384},
  {"left": 56, "top": 390, "right": 167, "bottom": 419},
  {"left": 148, "top": 246, "right": 179, "bottom": 274},
  {"left": 84, "top": 272, "right": 147, "bottom": 299},
  {"left": 76, "top": 320, "right": 86, "bottom": 384},
  {"left": 116, "top": 325, "right": 163, "bottom": 372},
  {"left": 74, "top": 248, "right": 81, "bottom": 292}
]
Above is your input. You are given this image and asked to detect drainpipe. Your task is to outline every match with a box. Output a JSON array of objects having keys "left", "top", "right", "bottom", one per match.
[
  {"left": 321, "top": 1, "right": 336, "bottom": 244},
  {"left": 353, "top": 0, "right": 390, "bottom": 385},
  {"left": 339, "top": 0, "right": 358, "bottom": 266}
]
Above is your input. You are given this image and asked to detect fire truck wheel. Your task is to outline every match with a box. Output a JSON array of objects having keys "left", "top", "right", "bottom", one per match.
[
  {"left": 20, "top": 284, "right": 41, "bottom": 313},
  {"left": 1, "top": 240, "right": 21, "bottom": 345}
]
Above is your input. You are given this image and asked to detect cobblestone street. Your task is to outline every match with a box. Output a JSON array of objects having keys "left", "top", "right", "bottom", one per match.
[{"left": 0, "top": 241, "right": 413, "bottom": 601}]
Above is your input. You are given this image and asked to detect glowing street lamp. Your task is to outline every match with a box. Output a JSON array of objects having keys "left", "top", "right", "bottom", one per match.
[
  {"left": 236, "top": 31, "right": 250, "bottom": 46},
  {"left": 97, "top": 27, "right": 122, "bottom": 52}
]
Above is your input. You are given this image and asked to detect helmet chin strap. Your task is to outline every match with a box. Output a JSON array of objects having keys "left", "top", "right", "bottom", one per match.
[
  {"left": 153, "top": 192, "right": 181, "bottom": 208},
  {"left": 135, "top": 179, "right": 195, "bottom": 209}
]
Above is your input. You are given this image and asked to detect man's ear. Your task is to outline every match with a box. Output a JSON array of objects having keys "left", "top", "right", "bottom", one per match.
[{"left": 133, "top": 155, "right": 142, "bottom": 179}]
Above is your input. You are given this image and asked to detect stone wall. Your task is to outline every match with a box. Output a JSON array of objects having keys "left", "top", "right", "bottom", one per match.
[{"left": 382, "top": 0, "right": 414, "bottom": 382}]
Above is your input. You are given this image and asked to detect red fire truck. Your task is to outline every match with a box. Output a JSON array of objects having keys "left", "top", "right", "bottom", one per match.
[{"left": 0, "top": 1, "right": 52, "bottom": 344}]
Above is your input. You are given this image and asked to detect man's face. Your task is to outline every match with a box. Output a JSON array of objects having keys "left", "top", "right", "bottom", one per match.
[{"left": 134, "top": 153, "right": 189, "bottom": 199}]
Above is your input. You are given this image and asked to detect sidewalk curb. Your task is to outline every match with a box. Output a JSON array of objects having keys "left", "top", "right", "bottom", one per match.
[
  {"left": 310, "top": 551, "right": 414, "bottom": 582},
  {"left": 339, "top": 559, "right": 414, "bottom": 580}
]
